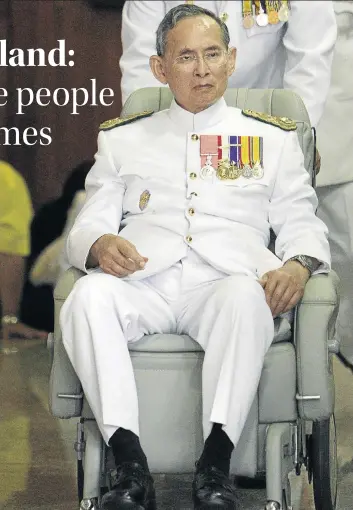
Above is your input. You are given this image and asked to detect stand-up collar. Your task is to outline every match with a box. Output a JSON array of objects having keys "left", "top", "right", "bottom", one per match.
[{"left": 168, "top": 97, "right": 228, "bottom": 132}]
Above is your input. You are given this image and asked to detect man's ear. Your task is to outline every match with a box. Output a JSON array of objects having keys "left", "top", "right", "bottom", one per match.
[
  {"left": 150, "top": 55, "right": 168, "bottom": 85},
  {"left": 227, "top": 47, "right": 237, "bottom": 77}
]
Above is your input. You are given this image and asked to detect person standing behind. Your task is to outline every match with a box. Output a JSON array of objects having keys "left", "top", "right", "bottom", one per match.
[
  {"left": 316, "top": 1, "right": 353, "bottom": 370},
  {"left": 0, "top": 161, "right": 47, "bottom": 343},
  {"left": 120, "top": 0, "right": 337, "bottom": 131}
]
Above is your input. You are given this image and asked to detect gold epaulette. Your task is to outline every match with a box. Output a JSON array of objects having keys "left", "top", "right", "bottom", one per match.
[
  {"left": 99, "top": 110, "right": 154, "bottom": 131},
  {"left": 242, "top": 109, "right": 297, "bottom": 131}
]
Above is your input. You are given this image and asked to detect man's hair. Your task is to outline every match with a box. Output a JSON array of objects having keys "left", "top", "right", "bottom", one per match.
[{"left": 156, "top": 4, "right": 230, "bottom": 57}]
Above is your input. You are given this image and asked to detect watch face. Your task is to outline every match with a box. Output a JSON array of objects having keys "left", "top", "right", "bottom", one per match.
[
  {"left": 298, "top": 255, "right": 319, "bottom": 274},
  {"left": 289, "top": 256, "right": 313, "bottom": 273}
]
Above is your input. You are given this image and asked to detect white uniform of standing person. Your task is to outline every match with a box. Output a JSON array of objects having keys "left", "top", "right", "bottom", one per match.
[
  {"left": 120, "top": 0, "right": 337, "bottom": 127},
  {"left": 60, "top": 5, "right": 331, "bottom": 509},
  {"left": 316, "top": 1, "right": 353, "bottom": 367}
]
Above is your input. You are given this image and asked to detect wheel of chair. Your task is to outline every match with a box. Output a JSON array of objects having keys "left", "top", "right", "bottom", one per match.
[
  {"left": 77, "top": 457, "right": 109, "bottom": 509},
  {"left": 264, "top": 491, "right": 289, "bottom": 510},
  {"left": 76, "top": 425, "right": 111, "bottom": 509},
  {"left": 310, "top": 415, "right": 338, "bottom": 510}
]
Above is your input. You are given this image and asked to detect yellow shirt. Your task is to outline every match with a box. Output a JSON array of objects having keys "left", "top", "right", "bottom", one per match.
[{"left": 0, "top": 161, "right": 33, "bottom": 256}]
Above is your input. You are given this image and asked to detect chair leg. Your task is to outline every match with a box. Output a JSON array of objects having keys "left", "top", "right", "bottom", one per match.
[
  {"left": 79, "top": 498, "right": 99, "bottom": 509},
  {"left": 265, "top": 423, "right": 295, "bottom": 510},
  {"left": 82, "top": 420, "right": 103, "bottom": 501}
]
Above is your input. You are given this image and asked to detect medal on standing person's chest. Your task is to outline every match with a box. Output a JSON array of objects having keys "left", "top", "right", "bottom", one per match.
[
  {"left": 199, "top": 135, "right": 264, "bottom": 181},
  {"left": 241, "top": 0, "right": 290, "bottom": 29},
  {"left": 184, "top": 1, "right": 290, "bottom": 29}
]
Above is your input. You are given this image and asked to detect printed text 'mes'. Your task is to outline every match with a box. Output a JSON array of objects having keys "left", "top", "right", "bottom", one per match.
[{"left": 0, "top": 40, "right": 74, "bottom": 67}]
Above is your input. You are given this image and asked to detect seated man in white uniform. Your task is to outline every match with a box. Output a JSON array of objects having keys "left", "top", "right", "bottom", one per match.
[{"left": 61, "top": 5, "right": 331, "bottom": 510}]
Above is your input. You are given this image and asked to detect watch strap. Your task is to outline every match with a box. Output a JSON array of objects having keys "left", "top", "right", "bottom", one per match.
[{"left": 287, "top": 255, "right": 320, "bottom": 275}]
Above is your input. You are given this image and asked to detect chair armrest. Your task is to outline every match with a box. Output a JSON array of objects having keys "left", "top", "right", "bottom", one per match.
[
  {"left": 54, "top": 266, "right": 86, "bottom": 301},
  {"left": 294, "top": 271, "right": 340, "bottom": 420},
  {"left": 49, "top": 267, "right": 86, "bottom": 418}
]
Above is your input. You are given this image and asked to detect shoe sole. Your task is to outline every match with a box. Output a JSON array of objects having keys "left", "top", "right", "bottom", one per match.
[
  {"left": 193, "top": 494, "right": 237, "bottom": 509},
  {"left": 102, "top": 501, "right": 156, "bottom": 510},
  {"left": 101, "top": 496, "right": 156, "bottom": 510},
  {"left": 194, "top": 504, "right": 236, "bottom": 509}
]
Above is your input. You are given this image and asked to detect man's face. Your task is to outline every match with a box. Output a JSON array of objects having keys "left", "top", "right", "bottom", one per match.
[{"left": 151, "top": 16, "right": 236, "bottom": 114}]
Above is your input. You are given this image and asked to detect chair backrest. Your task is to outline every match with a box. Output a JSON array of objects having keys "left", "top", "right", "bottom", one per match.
[{"left": 122, "top": 87, "right": 315, "bottom": 180}]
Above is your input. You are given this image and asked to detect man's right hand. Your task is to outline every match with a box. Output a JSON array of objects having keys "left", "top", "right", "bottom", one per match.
[{"left": 88, "top": 234, "right": 148, "bottom": 277}]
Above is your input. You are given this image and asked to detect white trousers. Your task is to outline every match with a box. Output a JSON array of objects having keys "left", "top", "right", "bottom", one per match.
[
  {"left": 317, "top": 183, "right": 353, "bottom": 363},
  {"left": 60, "top": 250, "right": 274, "bottom": 448}
]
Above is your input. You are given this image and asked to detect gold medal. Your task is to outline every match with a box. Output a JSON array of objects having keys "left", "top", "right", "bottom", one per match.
[
  {"left": 216, "top": 159, "right": 230, "bottom": 180},
  {"left": 228, "top": 161, "right": 243, "bottom": 180},
  {"left": 217, "top": 159, "right": 242, "bottom": 180},
  {"left": 266, "top": 0, "right": 280, "bottom": 24},
  {"left": 242, "top": 0, "right": 255, "bottom": 29},
  {"left": 243, "top": 14, "right": 255, "bottom": 28},
  {"left": 268, "top": 10, "right": 279, "bottom": 24}
]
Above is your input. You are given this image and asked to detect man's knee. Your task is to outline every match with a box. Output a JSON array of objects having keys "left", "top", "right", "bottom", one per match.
[{"left": 68, "top": 272, "right": 122, "bottom": 309}]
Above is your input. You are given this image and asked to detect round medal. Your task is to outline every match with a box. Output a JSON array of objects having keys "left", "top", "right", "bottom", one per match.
[
  {"left": 256, "top": 12, "right": 268, "bottom": 27},
  {"left": 228, "top": 163, "right": 243, "bottom": 180},
  {"left": 200, "top": 154, "right": 215, "bottom": 180},
  {"left": 268, "top": 10, "right": 279, "bottom": 24},
  {"left": 243, "top": 14, "right": 255, "bottom": 29},
  {"left": 278, "top": 5, "right": 289, "bottom": 22},
  {"left": 242, "top": 165, "right": 253, "bottom": 179},
  {"left": 252, "top": 163, "right": 264, "bottom": 180},
  {"left": 200, "top": 165, "right": 215, "bottom": 179}
]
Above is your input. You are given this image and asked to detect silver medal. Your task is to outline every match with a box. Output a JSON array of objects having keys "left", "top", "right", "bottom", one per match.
[
  {"left": 252, "top": 162, "right": 264, "bottom": 179},
  {"left": 278, "top": 4, "right": 289, "bottom": 22},
  {"left": 200, "top": 154, "right": 216, "bottom": 179},
  {"left": 256, "top": 5, "right": 268, "bottom": 27},
  {"left": 242, "top": 165, "right": 253, "bottom": 179}
]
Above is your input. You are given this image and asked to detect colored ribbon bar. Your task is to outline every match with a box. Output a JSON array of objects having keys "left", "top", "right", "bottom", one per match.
[{"left": 200, "top": 135, "right": 218, "bottom": 169}]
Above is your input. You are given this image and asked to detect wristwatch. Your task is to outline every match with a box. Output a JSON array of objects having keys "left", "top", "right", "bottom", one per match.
[
  {"left": 1, "top": 314, "right": 19, "bottom": 326},
  {"left": 287, "top": 255, "right": 320, "bottom": 275}
]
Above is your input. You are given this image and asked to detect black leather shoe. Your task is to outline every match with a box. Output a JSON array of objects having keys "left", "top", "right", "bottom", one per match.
[
  {"left": 193, "top": 465, "right": 237, "bottom": 509},
  {"left": 101, "top": 462, "right": 156, "bottom": 510}
]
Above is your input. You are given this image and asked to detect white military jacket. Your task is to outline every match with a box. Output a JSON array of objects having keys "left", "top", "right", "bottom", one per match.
[
  {"left": 316, "top": 0, "right": 353, "bottom": 187},
  {"left": 67, "top": 98, "right": 330, "bottom": 279},
  {"left": 120, "top": 0, "right": 337, "bottom": 127}
]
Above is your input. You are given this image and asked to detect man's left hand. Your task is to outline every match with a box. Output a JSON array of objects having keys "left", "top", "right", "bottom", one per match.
[{"left": 258, "top": 261, "right": 311, "bottom": 317}]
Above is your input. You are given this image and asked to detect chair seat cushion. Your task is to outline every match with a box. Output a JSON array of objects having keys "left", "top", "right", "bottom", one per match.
[{"left": 128, "top": 316, "right": 292, "bottom": 353}]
